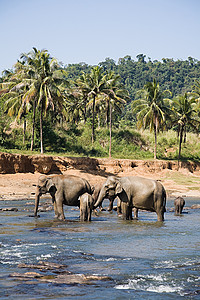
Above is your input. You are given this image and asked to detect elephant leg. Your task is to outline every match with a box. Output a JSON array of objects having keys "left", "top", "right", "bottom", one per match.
[
  {"left": 117, "top": 198, "right": 122, "bottom": 215},
  {"left": 175, "top": 205, "right": 180, "bottom": 215},
  {"left": 84, "top": 210, "right": 88, "bottom": 221},
  {"left": 51, "top": 195, "right": 59, "bottom": 219},
  {"left": 121, "top": 202, "right": 132, "bottom": 220},
  {"left": 80, "top": 208, "right": 84, "bottom": 221},
  {"left": 53, "top": 201, "right": 59, "bottom": 219},
  {"left": 156, "top": 207, "right": 165, "bottom": 221},
  {"left": 88, "top": 208, "right": 92, "bottom": 221},
  {"left": 107, "top": 200, "right": 113, "bottom": 211},
  {"left": 174, "top": 207, "right": 177, "bottom": 215},
  {"left": 133, "top": 207, "right": 138, "bottom": 219},
  {"left": 128, "top": 206, "right": 133, "bottom": 220},
  {"left": 80, "top": 206, "right": 88, "bottom": 221},
  {"left": 55, "top": 194, "right": 65, "bottom": 220}
]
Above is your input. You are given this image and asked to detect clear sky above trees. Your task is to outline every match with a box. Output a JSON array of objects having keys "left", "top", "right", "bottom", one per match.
[{"left": 0, "top": 0, "right": 200, "bottom": 74}]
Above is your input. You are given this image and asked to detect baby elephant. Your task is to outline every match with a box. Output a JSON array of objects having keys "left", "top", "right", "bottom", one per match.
[
  {"left": 174, "top": 196, "right": 185, "bottom": 215},
  {"left": 79, "top": 193, "right": 94, "bottom": 221}
]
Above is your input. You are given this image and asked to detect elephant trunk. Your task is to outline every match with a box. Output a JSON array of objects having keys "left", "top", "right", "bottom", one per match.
[
  {"left": 34, "top": 188, "right": 40, "bottom": 217},
  {"left": 93, "top": 188, "right": 106, "bottom": 208}
]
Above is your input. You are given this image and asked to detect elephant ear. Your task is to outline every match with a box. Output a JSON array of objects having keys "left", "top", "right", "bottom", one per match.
[
  {"left": 46, "top": 178, "right": 55, "bottom": 191},
  {"left": 115, "top": 181, "right": 123, "bottom": 194}
]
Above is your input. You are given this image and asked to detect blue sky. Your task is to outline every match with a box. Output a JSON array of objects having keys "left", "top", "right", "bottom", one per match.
[{"left": 0, "top": 0, "right": 200, "bottom": 74}]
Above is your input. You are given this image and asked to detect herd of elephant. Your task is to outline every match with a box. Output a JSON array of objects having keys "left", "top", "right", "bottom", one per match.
[{"left": 34, "top": 174, "right": 185, "bottom": 222}]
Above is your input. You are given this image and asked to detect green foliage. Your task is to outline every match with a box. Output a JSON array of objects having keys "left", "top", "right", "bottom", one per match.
[
  {"left": 1, "top": 120, "right": 200, "bottom": 161},
  {"left": 1, "top": 49, "right": 200, "bottom": 162}
]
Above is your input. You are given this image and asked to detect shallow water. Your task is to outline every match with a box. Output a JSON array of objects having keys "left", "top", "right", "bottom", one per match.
[{"left": 0, "top": 197, "right": 199, "bottom": 299}]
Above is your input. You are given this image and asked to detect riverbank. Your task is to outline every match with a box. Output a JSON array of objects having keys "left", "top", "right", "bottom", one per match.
[{"left": 0, "top": 152, "right": 200, "bottom": 200}]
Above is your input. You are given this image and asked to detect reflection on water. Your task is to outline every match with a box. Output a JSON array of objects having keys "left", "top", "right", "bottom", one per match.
[{"left": 0, "top": 198, "right": 200, "bottom": 299}]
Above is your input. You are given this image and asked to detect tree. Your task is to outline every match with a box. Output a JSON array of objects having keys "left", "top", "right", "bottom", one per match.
[
  {"left": 75, "top": 72, "right": 91, "bottom": 124},
  {"left": 18, "top": 48, "right": 69, "bottom": 153},
  {"left": 192, "top": 79, "right": 200, "bottom": 123},
  {"left": 132, "top": 79, "right": 171, "bottom": 159},
  {"left": 0, "top": 64, "right": 31, "bottom": 145},
  {"left": 170, "top": 93, "right": 200, "bottom": 165},
  {"left": 82, "top": 66, "right": 108, "bottom": 143},
  {"left": 104, "top": 71, "right": 129, "bottom": 157}
]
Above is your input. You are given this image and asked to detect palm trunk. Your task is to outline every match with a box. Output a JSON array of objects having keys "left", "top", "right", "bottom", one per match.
[
  {"left": 30, "top": 100, "right": 36, "bottom": 151},
  {"left": 177, "top": 124, "right": 180, "bottom": 143},
  {"left": 97, "top": 109, "right": 101, "bottom": 128},
  {"left": 109, "top": 101, "right": 112, "bottom": 158},
  {"left": 92, "top": 95, "right": 95, "bottom": 144},
  {"left": 23, "top": 118, "right": 26, "bottom": 145},
  {"left": 183, "top": 125, "right": 187, "bottom": 143},
  {"left": 106, "top": 100, "right": 109, "bottom": 129},
  {"left": 83, "top": 96, "right": 87, "bottom": 124},
  {"left": 154, "top": 118, "right": 158, "bottom": 159},
  {"left": 178, "top": 125, "right": 183, "bottom": 169},
  {"left": 40, "top": 106, "right": 43, "bottom": 154}
]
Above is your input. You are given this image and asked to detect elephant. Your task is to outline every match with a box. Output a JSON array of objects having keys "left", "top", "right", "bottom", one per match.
[
  {"left": 92, "top": 183, "right": 125, "bottom": 213},
  {"left": 34, "top": 174, "right": 92, "bottom": 220},
  {"left": 93, "top": 176, "right": 166, "bottom": 221},
  {"left": 174, "top": 196, "right": 185, "bottom": 215},
  {"left": 79, "top": 193, "right": 94, "bottom": 221},
  {"left": 92, "top": 183, "right": 113, "bottom": 211}
]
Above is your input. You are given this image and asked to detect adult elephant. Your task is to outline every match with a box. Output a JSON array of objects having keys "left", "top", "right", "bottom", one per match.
[
  {"left": 34, "top": 174, "right": 92, "bottom": 220},
  {"left": 174, "top": 196, "right": 185, "bottom": 215},
  {"left": 93, "top": 176, "right": 166, "bottom": 221}
]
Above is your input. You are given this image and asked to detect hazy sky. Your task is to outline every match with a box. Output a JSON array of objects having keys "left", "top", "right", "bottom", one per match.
[{"left": 0, "top": 0, "right": 200, "bottom": 74}]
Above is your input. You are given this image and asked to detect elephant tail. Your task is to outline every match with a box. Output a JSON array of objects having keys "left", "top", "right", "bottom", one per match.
[
  {"left": 85, "top": 180, "right": 93, "bottom": 195},
  {"left": 163, "top": 187, "right": 166, "bottom": 212}
]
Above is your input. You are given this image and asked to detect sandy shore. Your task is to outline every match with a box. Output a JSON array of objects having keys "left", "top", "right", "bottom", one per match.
[{"left": 0, "top": 166, "right": 200, "bottom": 201}]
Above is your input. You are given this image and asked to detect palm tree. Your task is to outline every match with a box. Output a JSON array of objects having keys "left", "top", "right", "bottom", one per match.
[
  {"left": 75, "top": 73, "right": 90, "bottom": 124},
  {"left": 1, "top": 65, "right": 31, "bottom": 145},
  {"left": 19, "top": 48, "right": 69, "bottom": 153},
  {"left": 170, "top": 93, "right": 200, "bottom": 165},
  {"left": 104, "top": 71, "right": 129, "bottom": 157},
  {"left": 87, "top": 66, "right": 108, "bottom": 144},
  {"left": 132, "top": 79, "right": 171, "bottom": 159},
  {"left": 191, "top": 79, "right": 200, "bottom": 129}
]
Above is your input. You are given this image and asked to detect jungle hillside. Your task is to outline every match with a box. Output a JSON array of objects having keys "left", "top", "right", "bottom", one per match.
[{"left": 1, "top": 49, "right": 200, "bottom": 162}]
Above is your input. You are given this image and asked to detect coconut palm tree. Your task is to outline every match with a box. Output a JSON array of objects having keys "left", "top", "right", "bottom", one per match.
[
  {"left": 132, "top": 79, "right": 171, "bottom": 159},
  {"left": 1, "top": 64, "right": 31, "bottom": 145},
  {"left": 191, "top": 79, "right": 200, "bottom": 127},
  {"left": 18, "top": 48, "right": 69, "bottom": 153},
  {"left": 86, "top": 66, "right": 108, "bottom": 144},
  {"left": 170, "top": 93, "right": 200, "bottom": 165},
  {"left": 104, "top": 71, "right": 129, "bottom": 157},
  {"left": 75, "top": 73, "right": 90, "bottom": 124}
]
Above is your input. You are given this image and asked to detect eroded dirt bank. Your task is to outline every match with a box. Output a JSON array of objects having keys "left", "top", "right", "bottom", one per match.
[{"left": 0, "top": 152, "right": 200, "bottom": 200}]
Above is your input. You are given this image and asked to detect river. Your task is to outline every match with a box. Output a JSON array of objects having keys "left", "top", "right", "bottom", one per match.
[{"left": 0, "top": 197, "right": 199, "bottom": 299}]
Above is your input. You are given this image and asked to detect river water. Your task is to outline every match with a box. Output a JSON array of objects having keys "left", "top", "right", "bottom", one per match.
[{"left": 0, "top": 197, "right": 199, "bottom": 299}]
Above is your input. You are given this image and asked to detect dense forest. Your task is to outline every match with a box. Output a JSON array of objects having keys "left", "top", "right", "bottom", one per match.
[
  {"left": 65, "top": 54, "right": 200, "bottom": 97},
  {"left": 1, "top": 48, "right": 200, "bottom": 161}
]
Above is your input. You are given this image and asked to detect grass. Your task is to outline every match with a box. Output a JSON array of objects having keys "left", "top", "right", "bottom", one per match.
[
  {"left": 1, "top": 123, "right": 200, "bottom": 162},
  {"left": 162, "top": 171, "right": 200, "bottom": 190}
]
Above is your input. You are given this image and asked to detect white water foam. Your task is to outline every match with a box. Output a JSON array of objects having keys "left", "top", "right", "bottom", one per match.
[
  {"left": 115, "top": 273, "right": 183, "bottom": 294},
  {"left": 154, "top": 258, "right": 199, "bottom": 269},
  {"left": 147, "top": 284, "right": 183, "bottom": 293},
  {"left": 187, "top": 276, "right": 200, "bottom": 283}
]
